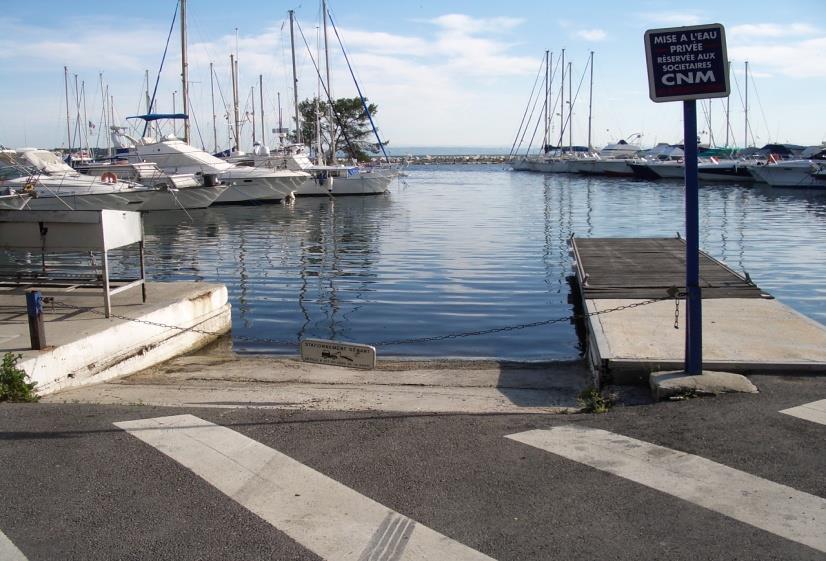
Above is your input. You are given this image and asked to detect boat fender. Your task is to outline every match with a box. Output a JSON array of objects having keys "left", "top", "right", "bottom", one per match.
[{"left": 101, "top": 171, "right": 118, "bottom": 184}]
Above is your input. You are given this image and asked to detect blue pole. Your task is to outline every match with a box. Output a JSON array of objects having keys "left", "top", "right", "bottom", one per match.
[
  {"left": 683, "top": 100, "right": 702, "bottom": 375},
  {"left": 26, "top": 289, "right": 46, "bottom": 350}
]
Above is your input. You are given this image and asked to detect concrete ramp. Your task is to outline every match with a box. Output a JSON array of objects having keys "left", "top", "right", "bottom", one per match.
[{"left": 0, "top": 282, "right": 230, "bottom": 394}]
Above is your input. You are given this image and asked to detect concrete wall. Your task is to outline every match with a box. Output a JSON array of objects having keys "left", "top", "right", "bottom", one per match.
[{"left": 19, "top": 284, "right": 231, "bottom": 395}]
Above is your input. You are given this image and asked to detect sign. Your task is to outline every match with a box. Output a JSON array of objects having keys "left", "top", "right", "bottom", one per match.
[
  {"left": 645, "top": 23, "right": 729, "bottom": 102},
  {"left": 300, "top": 339, "right": 376, "bottom": 369}
]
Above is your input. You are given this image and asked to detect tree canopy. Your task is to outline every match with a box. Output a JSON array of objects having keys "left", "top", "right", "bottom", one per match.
[{"left": 297, "top": 97, "right": 388, "bottom": 162}]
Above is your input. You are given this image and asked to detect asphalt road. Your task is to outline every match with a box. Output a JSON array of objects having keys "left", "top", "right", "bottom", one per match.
[{"left": 1, "top": 373, "right": 823, "bottom": 561}]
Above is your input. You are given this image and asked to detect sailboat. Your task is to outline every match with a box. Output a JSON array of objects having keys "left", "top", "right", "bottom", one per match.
[
  {"left": 115, "top": 0, "right": 310, "bottom": 205},
  {"left": 0, "top": 148, "right": 226, "bottom": 211},
  {"left": 246, "top": 3, "right": 395, "bottom": 196}
]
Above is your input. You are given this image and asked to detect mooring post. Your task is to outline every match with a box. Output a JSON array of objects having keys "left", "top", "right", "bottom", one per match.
[
  {"left": 683, "top": 100, "right": 702, "bottom": 375},
  {"left": 26, "top": 290, "right": 46, "bottom": 350}
]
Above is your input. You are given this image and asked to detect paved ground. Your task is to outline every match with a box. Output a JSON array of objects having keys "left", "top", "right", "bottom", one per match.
[{"left": 1, "top": 372, "right": 824, "bottom": 560}]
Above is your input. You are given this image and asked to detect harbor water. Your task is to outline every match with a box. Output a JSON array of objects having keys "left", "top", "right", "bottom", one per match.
[{"left": 63, "top": 165, "right": 826, "bottom": 359}]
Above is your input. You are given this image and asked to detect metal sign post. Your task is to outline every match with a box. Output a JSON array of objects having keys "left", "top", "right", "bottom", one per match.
[{"left": 644, "top": 23, "right": 729, "bottom": 375}]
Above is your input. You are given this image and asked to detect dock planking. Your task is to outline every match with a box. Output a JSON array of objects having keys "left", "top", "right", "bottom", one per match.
[
  {"left": 568, "top": 236, "right": 826, "bottom": 384},
  {"left": 570, "top": 237, "right": 766, "bottom": 300}
]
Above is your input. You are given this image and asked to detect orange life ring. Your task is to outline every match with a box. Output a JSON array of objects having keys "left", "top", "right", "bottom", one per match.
[{"left": 101, "top": 172, "right": 118, "bottom": 184}]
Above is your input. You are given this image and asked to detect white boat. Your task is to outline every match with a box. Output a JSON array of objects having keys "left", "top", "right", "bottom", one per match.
[
  {"left": 240, "top": 143, "right": 393, "bottom": 196},
  {"left": 567, "top": 139, "right": 642, "bottom": 176},
  {"left": 247, "top": 5, "right": 395, "bottom": 197},
  {"left": 535, "top": 157, "right": 578, "bottom": 173},
  {"left": 114, "top": 127, "right": 309, "bottom": 204},
  {"left": 0, "top": 148, "right": 225, "bottom": 211},
  {"left": 510, "top": 156, "right": 546, "bottom": 172},
  {"left": 748, "top": 150, "right": 826, "bottom": 187},
  {"left": 696, "top": 159, "right": 757, "bottom": 183}
]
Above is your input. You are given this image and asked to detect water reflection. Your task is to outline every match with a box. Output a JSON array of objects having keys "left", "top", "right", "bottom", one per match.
[{"left": 53, "top": 165, "right": 826, "bottom": 359}]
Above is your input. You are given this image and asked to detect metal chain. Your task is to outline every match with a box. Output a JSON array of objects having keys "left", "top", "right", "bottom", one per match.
[
  {"left": 371, "top": 296, "right": 671, "bottom": 346},
  {"left": 50, "top": 300, "right": 297, "bottom": 346},
  {"left": 49, "top": 294, "right": 673, "bottom": 349},
  {"left": 674, "top": 297, "right": 680, "bottom": 329}
]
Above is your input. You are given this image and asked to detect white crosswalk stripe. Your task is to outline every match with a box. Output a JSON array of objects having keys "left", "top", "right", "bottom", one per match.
[
  {"left": 115, "top": 414, "right": 495, "bottom": 561},
  {"left": 506, "top": 425, "right": 826, "bottom": 554},
  {"left": 780, "top": 399, "right": 826, "bottom": 426},
  {"left": 0, "top": 530, "right": 28, "bottom": 561}
]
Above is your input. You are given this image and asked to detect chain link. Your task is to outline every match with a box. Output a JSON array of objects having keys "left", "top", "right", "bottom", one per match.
[
  {"left": 370, "top": 296, "right": 671, "bottom": 346},
  {"left": 49, "top": 293, "right": 676, "bottom": 349},
  {"left": 50, "top": 300, "right": 298, "bottom": 346},
  {"left": 674, "top": 297, "right": 680, "bottom": 329}
]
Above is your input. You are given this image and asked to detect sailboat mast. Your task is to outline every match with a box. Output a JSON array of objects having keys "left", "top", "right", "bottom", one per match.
[
  {"left": 315, "top": 27, "right": 324, "bottom": 165},
  {"left": 322, "top": 0, "right": 335, "bottom": 163},
  {"left": 568, "top": 61, "right": 574, "bottom": 149},
  {"left": 559, "top": 49, "right": 565, "bottom": 147},
  {"left": 73, "top": 74, "right": 80, "bottom": 153},
  {"left": 548, "top": 51, "right": 553, "bottom": 151},
  {"left": 180, "top": 0, "right": 190, "bottom": 142},
  {"left": 64, "top": 66, "right": 72, "bottom": 153},
  {"left": 81, "top": 80, "right": 90, "bottom": 156},
  {"left": 587, "top": 51, "right": 594, "bottom": 149},
  {"left": 289, "top": 10, "right": 302, "bottom": 144},
  {"left": 110, "top": 94, "right": 115, "bottom": 142},
  {"left": 543, "top": 50, "right": 549, "bottom": 152},
  {"left": 277, "top": 91, "right": 283, "bottom": 132},
  {"left": 230, "top": 54, "right": 240, "bottom": 151},
  {"left": 725, "top": 60, "right": 731, "bottom": 147},
  {"left": 259, "top": 74, "right": 266, "bottom": 147},
  {"left": 251, "top": 86, "right": 257, "bottom": 144},
  {"left": 744, "top": 60, "right": 749, "bottom": 148},
  {"left": 100, "top": 72, "right": 110, "bottom": 157},
  {"left": 708, "top": 100, "right": 713, "bottom": 147},
  {"left": 210, "top": 62, "right": 218, "bottom": 153}
]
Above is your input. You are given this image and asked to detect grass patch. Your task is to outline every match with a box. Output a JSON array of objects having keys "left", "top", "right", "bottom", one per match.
[
  {"left": 577, "top": 386, "right": 613, "bottom": 414},
  {"left": 1, "top": 352, "right": 39, "bottom": 403}
]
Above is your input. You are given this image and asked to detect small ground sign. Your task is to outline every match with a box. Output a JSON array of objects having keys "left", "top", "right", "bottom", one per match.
[
  {"left": 645, "top": 23, "right": 729, "bottom": 102},
  {"left": 300, "top": 339, "right": 377, "bottom": 369}
]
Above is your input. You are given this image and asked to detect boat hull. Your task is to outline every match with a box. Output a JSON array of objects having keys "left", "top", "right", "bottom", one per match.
[
  {"left": 749, "top": 163, "right": 826, "bottom": 188},
  {"left": 295, "top": 173, "right": 393, "bottom": 196},
  {"left": 570, "top": 159, "right": 634, "bottom": 176},
  {"left": 214, "top": 173, "right": 303, "bottom": 204}
]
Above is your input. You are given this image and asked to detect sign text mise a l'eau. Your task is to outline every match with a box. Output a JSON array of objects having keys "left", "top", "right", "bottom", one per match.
[{"left": 644, "top": 23, "right": 729, "bottom": 103}]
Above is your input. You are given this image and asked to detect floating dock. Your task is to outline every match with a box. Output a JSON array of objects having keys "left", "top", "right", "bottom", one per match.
[{"left": 569, "top": 237, "right": 826, "bottom": 384}]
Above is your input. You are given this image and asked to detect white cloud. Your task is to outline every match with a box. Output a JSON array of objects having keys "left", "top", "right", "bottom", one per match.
[
  {"left": 642, "top": 12, "right": 705, "bottom": 26},
  {"left": 729, "top": 36, "right": 826, "bottom": 78},
  {"left": 576, "top": 29, "right": 607, "bottom": 42},
  {"left": 728, "top": 22, "right": 818, "bottom": 40},
  {"left": 431, "top": 14, "right": 523, "bottom": 34},
  {"left": 726, "top": 22, "right": 826, "bottom": 78}
]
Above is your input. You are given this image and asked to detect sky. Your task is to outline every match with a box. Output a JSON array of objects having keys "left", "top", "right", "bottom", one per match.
[{"left": 0, "top": 0, "right": 824, "bottom": 153}]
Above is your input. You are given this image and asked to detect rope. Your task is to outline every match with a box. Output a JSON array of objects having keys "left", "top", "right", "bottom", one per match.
[
  {"left": 144, "top": 1, "right": 180, "bottom": 138},
  {"left": 509, "top": 57, "right": 545, "bottom": 158},
  {"left": 327, "top": 9, "right": 389, "bottom": 163},
  {"left": 294, "top": 17, "right": 361, "bottom": 162}
]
